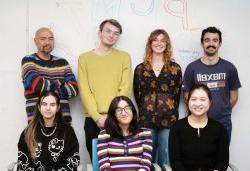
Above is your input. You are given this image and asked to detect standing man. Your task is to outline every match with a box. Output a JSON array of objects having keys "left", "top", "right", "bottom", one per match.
[
  {"left": 183, "top": 26, "right": 241, "bottom": 141},
  {"left": 21, "top": 27, "right": 78, "bottom": 123},
  {"left": 78, "top": 19, "right": 132, "bottom": 160}
]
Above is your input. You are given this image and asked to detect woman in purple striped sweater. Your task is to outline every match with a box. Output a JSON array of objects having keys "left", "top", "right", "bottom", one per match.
[{"left": 97, "top": 96, "right": 153, "bottom": 171}]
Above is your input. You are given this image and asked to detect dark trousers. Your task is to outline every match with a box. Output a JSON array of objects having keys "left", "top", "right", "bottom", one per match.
[{"left": 84, "top": 117, "right": 101, "bottom": 162}]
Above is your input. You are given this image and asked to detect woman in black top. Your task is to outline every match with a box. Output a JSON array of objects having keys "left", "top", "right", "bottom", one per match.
[
  {"left": 17, "top": 91, "right": 80, "bottom": 171},
  {"left": 169, "top": 84, "right": 229, "bottom": 171}
]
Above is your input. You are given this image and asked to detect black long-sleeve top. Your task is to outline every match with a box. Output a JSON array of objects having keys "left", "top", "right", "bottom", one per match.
[
  {"left": 169, "top": 117, "right": 229, "bottom": 171},
  {"left": 17, "top": 123, "right": 80, "bottom": 171}
]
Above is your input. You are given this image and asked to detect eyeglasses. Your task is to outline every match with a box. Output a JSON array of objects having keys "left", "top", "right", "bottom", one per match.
[{"left": 115, "top": 106, "right": 132, "bottom": 114}]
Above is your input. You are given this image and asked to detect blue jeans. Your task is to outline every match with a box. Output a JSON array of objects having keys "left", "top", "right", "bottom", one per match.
[{"left": 150, "top": 128, "right": 170, "bottom": 166}]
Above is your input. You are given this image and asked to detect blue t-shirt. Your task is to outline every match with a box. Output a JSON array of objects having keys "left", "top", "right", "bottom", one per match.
[{"left": 183, "top": 58, "right": 241, "bottom": 130}]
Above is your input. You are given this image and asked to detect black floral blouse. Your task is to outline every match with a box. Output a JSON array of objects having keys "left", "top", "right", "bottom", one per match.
[{"left": 133, "top": 62, "right": 182, "bottom": 129}]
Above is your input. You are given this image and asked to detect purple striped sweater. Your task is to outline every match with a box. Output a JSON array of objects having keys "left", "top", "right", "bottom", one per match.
[{"left": 97, "top": 128, "right": 153, "bottom": 171}]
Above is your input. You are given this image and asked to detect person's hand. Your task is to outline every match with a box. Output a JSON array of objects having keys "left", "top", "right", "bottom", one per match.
[{"left": 96, "top": 114, "right": 107, "bottom": 128}]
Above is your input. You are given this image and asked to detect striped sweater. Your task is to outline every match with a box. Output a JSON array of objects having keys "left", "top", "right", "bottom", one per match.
[
  {"left": 97, "top": 128, "right": 153, "bottom": 171},
  {"left": 21, "top": 53, "right": 78, "bottom": 121}
]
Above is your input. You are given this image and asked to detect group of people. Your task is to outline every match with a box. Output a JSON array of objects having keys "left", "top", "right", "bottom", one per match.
[{"left": 17, "top": 18, "right": 241, "bottom": 171}]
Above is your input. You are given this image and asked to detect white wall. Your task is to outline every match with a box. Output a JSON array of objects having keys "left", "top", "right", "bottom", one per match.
[{"left": 1, "top": 0, "right": 250, "bottom": 170}]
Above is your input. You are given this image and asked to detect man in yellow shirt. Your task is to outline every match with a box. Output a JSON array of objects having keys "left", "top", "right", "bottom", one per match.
[{"left": 78, "top": 19, "right": 132, "bottom": 160}]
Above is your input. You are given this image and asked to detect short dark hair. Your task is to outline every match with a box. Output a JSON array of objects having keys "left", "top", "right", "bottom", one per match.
[
  {"left": 187, "top": 84, "right": 212, "bottom": 115},
  {"left": 201, "top": 26, "right": 222, "bottom": 43},
  {"left": 99, "top": 19, "right": 122, "bottom": 34},
  {"left": 104, "top": 96, "right": 139, "bottom": 139}
]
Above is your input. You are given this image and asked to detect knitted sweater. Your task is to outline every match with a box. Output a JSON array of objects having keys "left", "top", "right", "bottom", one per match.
[
  {"left": 78, "top": 48, "right": 132, "bottom": 121},
  {"left": 97, "top": 128, "right": 153, "bottom": 171},
  {"left": 21, "top": 53, "right": 78, "bottom": 121},
  {"left": 17, "top": 123, "right": 80, "bottom": 171}
]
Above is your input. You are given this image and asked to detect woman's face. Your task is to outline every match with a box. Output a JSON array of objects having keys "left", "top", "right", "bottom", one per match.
[
  {"left": 39, "top": 95, "right": 59, "bottom": 124},
  {"left": 115, "top": 100, "right": 133, "bottom": 127},
  {"left": 151, "top": 33, "right": 167, "bottom": 55},
  {"left": 188, "top": 89, "right": 211, "bottom": 117}
]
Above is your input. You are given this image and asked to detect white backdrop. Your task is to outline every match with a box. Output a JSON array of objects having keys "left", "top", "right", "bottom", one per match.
[{"left": 1, "top": 0, "right": 250, "bottom": 170}]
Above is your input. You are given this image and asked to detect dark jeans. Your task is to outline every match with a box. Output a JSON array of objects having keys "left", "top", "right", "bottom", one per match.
[{"left": 84, "top": 117, "right": 101, "bottom": 162}]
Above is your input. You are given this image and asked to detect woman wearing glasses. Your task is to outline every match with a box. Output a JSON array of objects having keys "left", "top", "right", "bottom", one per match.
[{"left": 97, "top": 96, "right": 153, "bottom": 171}]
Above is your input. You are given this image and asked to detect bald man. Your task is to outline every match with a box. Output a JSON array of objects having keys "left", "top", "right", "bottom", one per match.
[{"left": 21, "top": 27, "right": 78, "bottom": 123}]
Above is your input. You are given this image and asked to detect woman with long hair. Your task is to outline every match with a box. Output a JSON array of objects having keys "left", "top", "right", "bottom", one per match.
[
  {"left": 17, "top": 91, "right": 80, "bottom": 170},
  {"left": 133, "top": 29, "right": 182, "bottom": 168},
  {"left": 169, "top": 84, "right": 229, "bottom": 171},
  {"left": 97, "top": 96, "right": 153, "bottom": 171}
]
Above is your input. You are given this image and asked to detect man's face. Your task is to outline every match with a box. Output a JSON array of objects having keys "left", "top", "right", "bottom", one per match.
[
  {"left": 34, "top": 29, "right": 54, "bottom": 55},
  {"left": 99, "top": 22, "right": 120, "bottom": 47},
  {"left": 202, "top": 32, "right": 221, "bottom": 56}
]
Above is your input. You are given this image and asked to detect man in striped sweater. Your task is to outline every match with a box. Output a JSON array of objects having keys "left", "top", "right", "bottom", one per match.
[{"left": 21, "top": 27, "right": 78, "bottom": 123}]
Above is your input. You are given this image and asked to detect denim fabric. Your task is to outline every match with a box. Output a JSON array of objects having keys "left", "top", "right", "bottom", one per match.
[{"left": 150, "top": 128, "right": 170, "bottom": 166}]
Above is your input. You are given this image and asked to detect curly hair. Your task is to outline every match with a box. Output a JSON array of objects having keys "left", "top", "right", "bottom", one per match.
[{"left": 144, "top": 29, "right": 173, "bottom": 69}]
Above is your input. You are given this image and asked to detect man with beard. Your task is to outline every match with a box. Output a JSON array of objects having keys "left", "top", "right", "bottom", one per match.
[
  {"left": 78, "top": 19, "right": 132, "bottom": 161},
  {"left": 21, "top": 27, "right": 78, "bottom": 123},
  {"left": 182, "top": 26, "right": 241, "bottom": 141}
]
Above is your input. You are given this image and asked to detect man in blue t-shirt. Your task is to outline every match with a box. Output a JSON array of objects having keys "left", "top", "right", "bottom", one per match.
[{"left": 183, "top": 27, "right": 241, "bottom": 141}]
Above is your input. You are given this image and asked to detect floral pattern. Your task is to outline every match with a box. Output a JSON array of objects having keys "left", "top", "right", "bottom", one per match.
[{"left": 133, "top": 62, "right": 182, "bottom": 128}]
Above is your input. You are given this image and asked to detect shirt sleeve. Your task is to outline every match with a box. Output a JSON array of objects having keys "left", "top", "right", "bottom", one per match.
[
  {"left": 214, "top": 125, "right": 229, "bottom": 171},
  {"left": 169, "top": 124, "right": 187, "bottom": 171},
  {"left": 182, "top": 63, "right": 194, "bottom": 92},
  {"left": 174, "top": 63, "right": 183, "bottom": 106},
  {"left": 17, "top": 131, "right": 36, "bottom": 170},
  {"left": 140, "top": 129, "right": 153, "bottom": 171},
  {"left": 228, "top": 64, "right": 241, "bottom": 90},
  {"left": 117, "top": 53, "right": 132, "bottom": 97},
  {"left": 133, "top": 65, "right": 142, "bottom": 106},
  {"left": 53, "top": 126, "right": 80, "bottom": 171},
  {"left": 78, "top": 57, "right": 101, "bottom": 121},
  {"left": 21, "top": 57, "right": 53, "bottom": 99},
  {"left": 97, "top": 130, "right": 111, "bottom": 171},
  {"left": 55, "top": 60, "right": 78, "bottom": 99}
]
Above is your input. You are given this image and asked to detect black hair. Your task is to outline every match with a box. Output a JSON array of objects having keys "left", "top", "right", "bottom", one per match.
[
  {"left": 104, "top": 96, "right": 139, "bottom": 139},
  {"left": 201, "top": 26, "right": 222, "bottom": 43},
  {"left": 187, "top": 84, "right": 212, "bottom": 115}
]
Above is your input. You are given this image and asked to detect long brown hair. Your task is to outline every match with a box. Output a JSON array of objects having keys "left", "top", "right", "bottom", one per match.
[
  {"left": 144, "top": 29, "right": 173, "bottom": 68},
  {"left": 24, "top": 91, "right": 62, "bottom": 159}
]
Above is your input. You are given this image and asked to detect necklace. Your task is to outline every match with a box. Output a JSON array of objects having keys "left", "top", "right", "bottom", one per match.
[{"left": 41, "top": 125, "right": 57, "bottom": 137}]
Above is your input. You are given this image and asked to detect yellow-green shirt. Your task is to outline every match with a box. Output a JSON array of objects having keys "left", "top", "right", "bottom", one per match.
[{"left": 78, "top": 48, "right": 132, "bottom": 121}]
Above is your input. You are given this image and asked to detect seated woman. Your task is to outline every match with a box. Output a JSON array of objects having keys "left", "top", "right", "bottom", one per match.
[
  {"left": 17, "top": 91, "right": 80, "bottom": 171},
  {"left": 169, "top": 84, "right": 229, "bottom": 171},
  {"left": 97, "top": 96, "right": 153, "bottom": 171}
]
